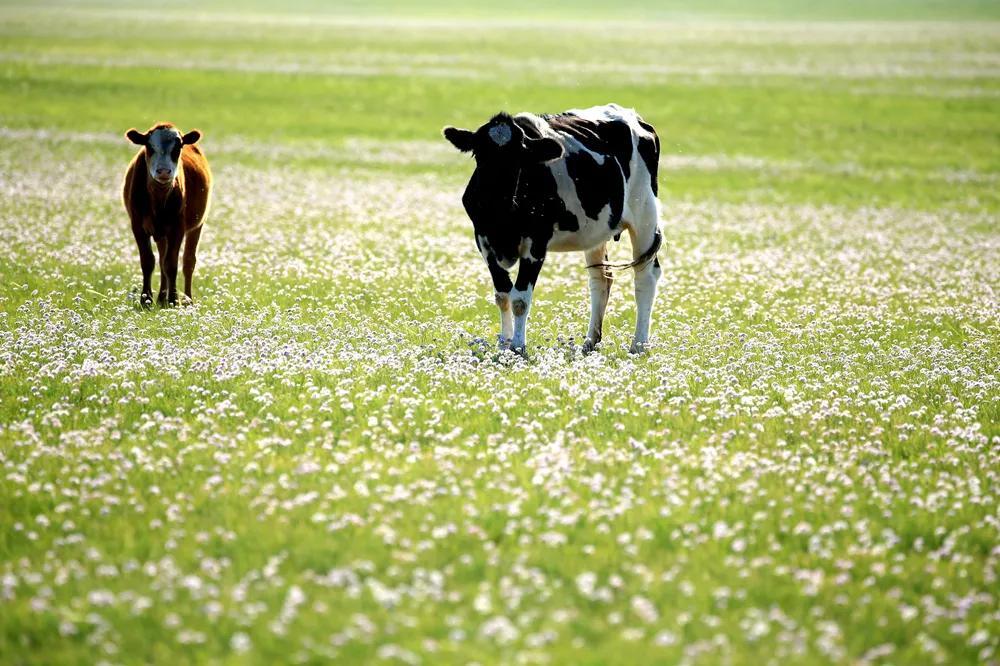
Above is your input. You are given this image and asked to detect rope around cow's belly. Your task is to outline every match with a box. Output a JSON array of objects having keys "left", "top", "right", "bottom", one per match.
[{"left": 585, "top": 228, "right": 662, "bottom": 278}]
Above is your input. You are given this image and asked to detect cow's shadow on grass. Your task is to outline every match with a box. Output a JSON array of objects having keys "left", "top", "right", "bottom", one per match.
[{"left": 465, "top": 334, "right": 645, "bottom": 365}]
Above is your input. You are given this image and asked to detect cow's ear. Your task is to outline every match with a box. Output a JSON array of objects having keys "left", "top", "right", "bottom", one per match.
[
  {"left": 182, "top": 130, "right": 202, "bottom": 145},
  {"left": 443, "top": 126, "right": 476, "bottom": 152},
  {"left": 523, "top": 137, "right": 563, "bottom": 163},
  {"left": 126, "top": 129, "right": 148, "bottom": 145}
]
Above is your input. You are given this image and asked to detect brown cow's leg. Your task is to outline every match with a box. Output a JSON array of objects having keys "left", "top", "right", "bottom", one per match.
[
  {"left": 164, "top": 230, "right": 182, "bottom": 306},
  {"left": 132, "top": 225, "right": 155, "bottom": 309},
  {"left": 182, "top": 226, "right": 202, "bottom": 303},
  {"left": 155, "top": 237, "right": 168, "bottom": 307}
]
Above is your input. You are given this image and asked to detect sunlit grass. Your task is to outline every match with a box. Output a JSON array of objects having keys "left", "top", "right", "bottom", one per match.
[{"left": 1, "top": 2, "right": 998, "bottom": 664}]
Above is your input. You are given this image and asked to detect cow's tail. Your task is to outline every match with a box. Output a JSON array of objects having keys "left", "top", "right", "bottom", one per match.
[{"left": 586, "top": 229, "right": 662, "bottom": 278}]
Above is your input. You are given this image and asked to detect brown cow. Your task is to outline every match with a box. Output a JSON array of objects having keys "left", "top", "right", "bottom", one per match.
[{"left": 122, "top": 122, "right": 212, "bottom": 307}]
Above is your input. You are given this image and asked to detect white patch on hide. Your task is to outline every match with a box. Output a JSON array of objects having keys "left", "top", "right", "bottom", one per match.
[
  {"left": 477, "top": 234, "right": 492, "bottom": 263},
  {"left": 518, "top": 237, "right": 540, "bottom": 262},
  {"left": 147, "top": 127, "right": 184, "bottom": 183}
]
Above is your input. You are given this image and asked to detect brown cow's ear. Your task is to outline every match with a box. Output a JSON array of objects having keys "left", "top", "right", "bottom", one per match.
[
  {"left": 126, "top": 129, "right": 148, "bottom": 145},
  {"left": 443, "top": 126, "right": 476, "bottom": 152},
  {"left": 182, "top": 130, "right": 202, "bottom": 145}
]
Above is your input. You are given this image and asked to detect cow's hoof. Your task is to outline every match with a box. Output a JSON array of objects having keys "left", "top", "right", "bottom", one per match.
[
  {"left": 629, "top": 340, "right": 650, "bottom": 355},
  {"left": 179, "top": 294, "right": 193, "bottom": 306},
  {"left": 581, "top": 337, "right": 600, "bottom": 354},
  {"left": 140, "top": 294, "right": 153, "bottom": 310},
  {"left": 497, "top": 335, "right": 512, "bottom": 351}
]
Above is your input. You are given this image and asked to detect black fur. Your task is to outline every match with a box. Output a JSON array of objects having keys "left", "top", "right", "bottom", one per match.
[
  {"left": 545, "top": 113, "right": 635, "bottom": 182},
  {"left": 564, "top": 150, "right": 624, "bottom": 227},
  {"left": 637, "top": 119, "right": 660, "bottom": 196}
]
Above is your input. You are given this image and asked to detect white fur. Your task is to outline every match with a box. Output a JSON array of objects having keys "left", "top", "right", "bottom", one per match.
[
  {"left": 583, "top": 244, "right": 612, "bottom": 352},
  {"left": 476, "top": 234, "right": 491, "bottom": 263},
  {"left": 518, "top": 236, "right": 541, "bottom": 262},
  {"left": 509, "top": 285, "right": 533, "bottom": 351},
  {"left": 495, "top": 291, "right": 514, "bottom": 346},
  {"left": 147, "top": 127, "right": 183, "bottom": 183},
  {"left": 546, "top": 156, "right": 617, "bottom": 252},
  {"left": 625, "top": 193, "right": 662, "bottom": 352}
]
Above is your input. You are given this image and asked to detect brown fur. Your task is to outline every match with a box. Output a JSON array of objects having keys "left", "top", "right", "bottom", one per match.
[{"left": 122, "top": 122, "right": 212, "bottom": 307}]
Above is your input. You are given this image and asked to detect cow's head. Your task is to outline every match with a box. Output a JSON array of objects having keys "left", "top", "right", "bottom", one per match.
[
  {"left": 443, "top": 113, "right": 563, "bottom": 175},
  {"left": 126, "top": 123, "right": 201, "bottom": 185}
]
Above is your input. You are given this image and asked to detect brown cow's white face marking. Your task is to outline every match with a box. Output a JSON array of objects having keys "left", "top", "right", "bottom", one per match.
[{"left": 146, "top": 127, "right": 184, "bottom": 184}]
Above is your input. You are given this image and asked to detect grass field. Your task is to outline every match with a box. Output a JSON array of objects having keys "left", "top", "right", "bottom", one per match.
[{"left": 1, "top": 1, "right": 999, "bottom": 663}]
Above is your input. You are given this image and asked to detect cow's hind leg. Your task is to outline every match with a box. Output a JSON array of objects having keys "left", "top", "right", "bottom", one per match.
[
  {"left": 627, "top": 204, "right": 663, "bottom": 354},
  {"left": 182, "top": 225, "right": 202, "bottom": 304},
  {"left": 582, "top": 243, "right": 613, "bottom": 353}
]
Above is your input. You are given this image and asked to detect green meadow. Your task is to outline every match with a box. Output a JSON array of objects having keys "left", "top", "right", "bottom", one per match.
[{"left": 1, "top": 1, "right": 998, "bottom": 663}]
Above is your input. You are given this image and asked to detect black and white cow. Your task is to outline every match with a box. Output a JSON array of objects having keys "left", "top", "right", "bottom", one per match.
[{"left": 443, "top": 103, "right": 663, "bottom": 354}]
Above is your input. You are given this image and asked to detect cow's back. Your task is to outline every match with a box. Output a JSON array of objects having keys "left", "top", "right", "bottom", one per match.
[
  {"left": 531, "top": 104, "right": 661, "bottom": 238},
  {"left": 558, "top": 104, "right": 660, "bottom": 195}
]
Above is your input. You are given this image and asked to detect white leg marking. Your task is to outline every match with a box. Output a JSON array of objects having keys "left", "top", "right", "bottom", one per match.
[
  {"left": 495, "top": 291, "right": 514, "bottom": 348},
  {"left": 509, "top": 285, "right": 533, "bottom": 353}
]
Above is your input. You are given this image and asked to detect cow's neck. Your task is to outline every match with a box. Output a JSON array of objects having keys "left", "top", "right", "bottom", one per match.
[
  {"left": 146, "top": 174, "right": 184, "bottom": 216},
  {"left": 481, "top": 165, "right": 525, "bottom": 217}
]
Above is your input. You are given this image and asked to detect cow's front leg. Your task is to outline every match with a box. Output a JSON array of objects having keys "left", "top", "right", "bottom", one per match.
[
  {"left": 486, "top": 256, "right": 514, "bottom": 349},
  {"left": 182, "top": 225, "right": 202, "bottom": 304},
  {"left": 164, "top": 229, "right": 184, "bottom": 305},
  {"left": 495, "top": 292, "right": 514, "bottom": 347},
  {"left": 510, "top": 255, "right": 544, "bottom": 355},
  {"left": 155, "top": 237, "right": 168, "bottom": 306},
  {"left": 132, "top": 224, "right": 155, "bottom": 309}
]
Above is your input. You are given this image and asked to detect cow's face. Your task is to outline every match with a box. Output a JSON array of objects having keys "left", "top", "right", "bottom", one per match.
[
  {"left": 126, "top": 125, "right": 201, "bottom": 185},
  {"left": 443, "top": 113, "right": 563, "bottom": 185}
]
